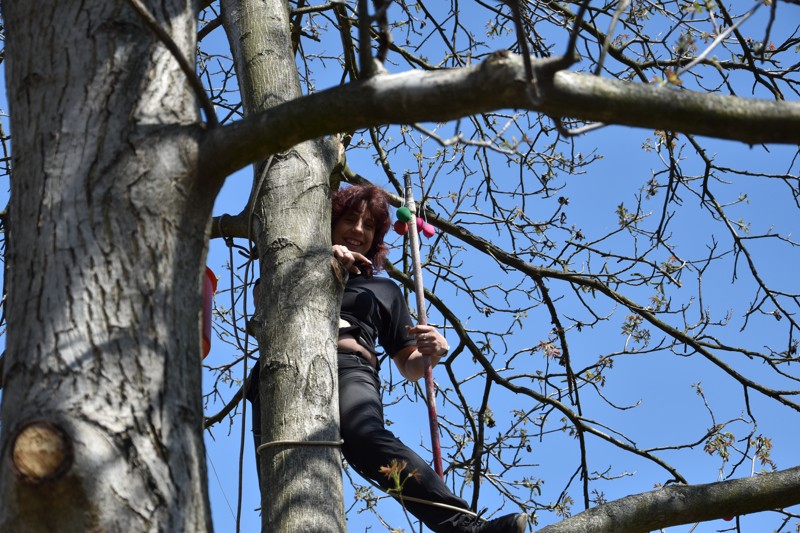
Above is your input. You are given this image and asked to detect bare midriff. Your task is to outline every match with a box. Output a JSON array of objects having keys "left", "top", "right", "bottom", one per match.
[{"left": 338, "top": 333, "right": 378, "bottom": 368}]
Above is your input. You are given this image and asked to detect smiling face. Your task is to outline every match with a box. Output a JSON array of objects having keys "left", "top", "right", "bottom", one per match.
[
  {"left": 331, "top": 185, "right": 391, "bottom": 271},
  {"left": 332, "top": 201, "right": 376, "bottom": 256}
]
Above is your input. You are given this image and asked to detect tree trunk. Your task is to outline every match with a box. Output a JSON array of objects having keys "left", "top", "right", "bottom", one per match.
[
  {"left": 0, "top": 1, "right": 214, "bottom": 531},
  {"left": 221, "top": 0, "right": 346, "bottom": 531}
]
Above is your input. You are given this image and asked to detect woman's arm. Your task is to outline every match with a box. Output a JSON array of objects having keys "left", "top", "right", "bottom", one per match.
[{"left": 393, "top": 324, "right": 449, "bottom": 381}]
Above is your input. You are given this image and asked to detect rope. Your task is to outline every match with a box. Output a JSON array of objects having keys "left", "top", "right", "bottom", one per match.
[
  {"left": 257, "top": 439, "right": 344, "bottom": 455},
  {"left": 233, "top": 155, "right": 273, "bottom": 533},
  {"left": 390, "top": 494, "right": 481, "bottom": 518}
]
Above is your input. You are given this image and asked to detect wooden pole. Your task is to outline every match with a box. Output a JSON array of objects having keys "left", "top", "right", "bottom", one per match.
[{"left": 404, "top": 175, "right": 444, "bottom": 479}]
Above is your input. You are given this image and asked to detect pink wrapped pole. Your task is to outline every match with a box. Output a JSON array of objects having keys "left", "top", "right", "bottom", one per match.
[{"left": 404, "top": 176, "right": 444, "bottom": 479}]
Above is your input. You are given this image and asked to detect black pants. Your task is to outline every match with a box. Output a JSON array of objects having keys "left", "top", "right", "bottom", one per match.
[{"left": 248, "top": 351, "right": 472, "bottom": 532}]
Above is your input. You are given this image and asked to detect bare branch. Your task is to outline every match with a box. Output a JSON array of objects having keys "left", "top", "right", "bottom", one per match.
[
  {"left": 200, "top": 53, "right": 800, "bottom": 182},
  {"left": 536, "top": 467, "right": 800, "bottom": 533}
]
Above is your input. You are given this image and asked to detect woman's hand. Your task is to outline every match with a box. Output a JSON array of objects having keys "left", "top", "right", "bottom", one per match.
[
  {"left": 393, "top": 325, "right": 449, "bottom": 381},
  {"left": 332, "top": 245, "right": 373, "bottom": 276},
  {"left": 408, "top": 324, "right": 449, "bottom": 358}
]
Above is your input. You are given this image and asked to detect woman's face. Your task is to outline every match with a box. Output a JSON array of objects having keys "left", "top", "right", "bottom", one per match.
[{"left": 332, "top": 201, "right": 376, "bottom": 256}]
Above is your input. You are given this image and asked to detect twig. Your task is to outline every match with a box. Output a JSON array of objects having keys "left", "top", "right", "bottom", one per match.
[
  {"left": 410, "top": 123, "right": 518, "bottom": 155},
  {"left": 501, "top": 0, "right": 537, "bottom": 97},
  {"left": 293, "top": 1, "right": 346, "bottom": 16},
  {"left": 372, "top": 0, "right": 392, "bottom": 63},
  {"left": 676, "top": 1, "right": 763, "bottom": 78},
  {"left": 555, "top": 116, "right": 606, "bottom": 137},
  {"left": 595, "top": 0, "right": 631, "bottom": 76},
  {"left": 357, "top": 0, "right": 377, "bottom": 78},
  {"left": 563, "top": 0, "right": 591, "bottom": 64},
  {"left": 204, "top": 379, "right": 248, "bottom": 429},
  {"left": 198, "top": 16, "right": 223, "bottom": 42}
]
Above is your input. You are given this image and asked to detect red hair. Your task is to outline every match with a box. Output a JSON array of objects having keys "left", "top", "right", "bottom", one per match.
[{"left": 332, "top": 185, "right": 391, "bottom": 271}]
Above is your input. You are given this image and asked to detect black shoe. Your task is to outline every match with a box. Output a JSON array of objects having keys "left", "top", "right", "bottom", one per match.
[{"left": 471, "top": 513, "right": 528, "bottom": 533}]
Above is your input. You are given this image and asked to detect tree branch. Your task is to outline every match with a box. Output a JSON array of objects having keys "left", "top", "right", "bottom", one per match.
[
  {"left": 199, "top": 53, "right": 800, "bottom": 183},
  {"left": 535, "top": 466, "right": 800, "bottom": 533}
]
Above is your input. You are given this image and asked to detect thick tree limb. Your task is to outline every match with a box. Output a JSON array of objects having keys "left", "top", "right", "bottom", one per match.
[
  {"left": 199, "top": 53, "right": 800, "bottom": 183},
  {"left": 210, "top": 211, "right": 249, "bottom": 240},
  {"left": 535, "top": 466, "right": 800, "bottom": 533}
]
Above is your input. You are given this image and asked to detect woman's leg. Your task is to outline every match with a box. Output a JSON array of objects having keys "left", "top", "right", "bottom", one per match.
[
  {"left": 338, "top": 352, "right": 472, "bottom": 532},
  {"left": 249, "top": 352, "right": 524, "bottom": 532}
]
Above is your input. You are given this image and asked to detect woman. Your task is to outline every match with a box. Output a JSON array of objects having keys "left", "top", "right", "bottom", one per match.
[{"left": 248, "top": 184, "right": 527, "bottom": 533}]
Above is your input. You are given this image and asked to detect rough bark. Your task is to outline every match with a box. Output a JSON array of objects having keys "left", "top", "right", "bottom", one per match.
[
  {"left": 220, "top": 0, "right": 345, "bottom": 531},
  {"left": 0, "top": 1, "right": 214, "bottom": 531},
  {"left": 249, "top": 145, "right": 344, "bottom": 533}
]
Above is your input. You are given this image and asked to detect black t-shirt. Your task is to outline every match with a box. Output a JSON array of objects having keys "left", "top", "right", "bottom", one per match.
[
  {"left": 246, "top": 273, "right": 416, "bottom": 402},
  {"left": 339, "top": 273, "right": 416, "bottom": 359}
]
